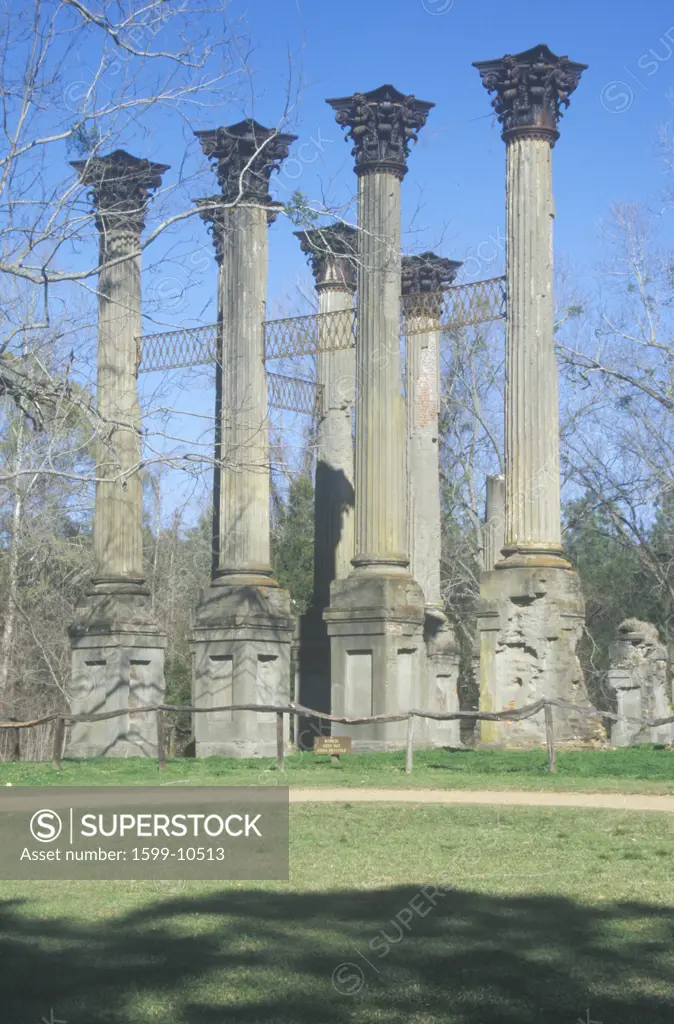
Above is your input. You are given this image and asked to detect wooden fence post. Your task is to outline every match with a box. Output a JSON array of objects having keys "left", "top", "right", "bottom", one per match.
[
  {"left": 276, "top": 711, "right": 285, "bottom": 772},
  {"left": 406, "top": 715, "right": 415, "bottom": 775},
  {"left": 156, "top": 709, "right": 166, "bottom": 770},
  {"left": 52, "top": 717, "right": 65, "bottom": 770},
  {"left": 544, "top": 703, "right": 556, "bottom": 773},
  {"left": 10, "top": 723, "right": 20, "bottom": 762}
]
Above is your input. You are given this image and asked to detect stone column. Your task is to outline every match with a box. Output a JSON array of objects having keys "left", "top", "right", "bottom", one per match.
[
  {"left": 298, "top": 225, "right": 358, "bottom": 604},
  {"left": 324, "top": 86, "right": 433, "bottom": 751},
  {"left": 402, "top": 252, "right": 462, "bottom": 747},
  {"left": 402, "top": 253, "right": 460, "bottom": 611},
  {"left": 68, "top": 150, "right": 168, "bottom": 757},
  {"left": 294, "top": 224, "right": 357, "bottom": 745},
  {"left": 191, "top": 120, "right": 297, "bottom": 757},
  {"left": 473, "top": 46, "right": 599, "bottom": 746},
  {"left": 483, "top": 474, "right": 506, "bottom": 573}
]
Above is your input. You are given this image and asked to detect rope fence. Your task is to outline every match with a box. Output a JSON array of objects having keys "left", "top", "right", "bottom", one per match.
[{"left": 0, "top": 697, "right": 672, "bottom": 775}]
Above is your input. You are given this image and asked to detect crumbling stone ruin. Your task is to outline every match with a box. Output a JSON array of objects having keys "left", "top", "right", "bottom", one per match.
[{"left": 608, "top": 619, "right": 674, "bottom": 746}]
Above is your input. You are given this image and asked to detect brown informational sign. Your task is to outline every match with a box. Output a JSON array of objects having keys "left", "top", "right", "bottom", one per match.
[
  {"left": 314, "top": 736, "right": 352, "bottom": 756},
  {"left": 0, "top": 786, "right": 289, "bottom": 881}
]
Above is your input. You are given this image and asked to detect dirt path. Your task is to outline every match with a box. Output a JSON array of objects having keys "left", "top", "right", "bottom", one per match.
[{"left": 290, "top": 788, "right": 674, "bottom": 813}]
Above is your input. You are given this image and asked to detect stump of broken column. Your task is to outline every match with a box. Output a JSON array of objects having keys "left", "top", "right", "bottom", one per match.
[
  {"left": 609, "top": 619, "right": 673, "bottom": 746},
  {"left": 473, "top": 46, "right": 601, "bottom": 748},
  {"left": 190, "top": 121, "right": 296, "bottom": 758},
  {"left": 402, "top": 253, "right": 463, "bottom": 748},
  {"left": 323, "top": 86, "right": 432, "bottom": 751},
  {"left": 295, "top": 224, "right": 357, "bottom": 749},
  {"left": 68, "top": 151, "right": 168, "bottom": 757}
]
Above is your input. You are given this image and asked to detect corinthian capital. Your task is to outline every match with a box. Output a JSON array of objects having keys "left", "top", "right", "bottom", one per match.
[
  {"left": 473, "top": 44, "right": 587, "bottom": 144},
  {"left": 401, "top": 252, "right": 462, "bottom": 297},
  {"left": 71, "top": 149, "right": 169, "bottom": 240},
  {"left": 294, "top": 223, "right": 358, "bottom": 291},
  {"left": 194, "top": 198, "right": 227, "bottom": 265},
  {"left": 326, "top": 84, "right": 434, "bottom": 179},
  {"left": 195, "top": 119, "right": 297, "bottom": 206},
  {"left": 402, "top": 252, "right": 462, "bottom": 323}
]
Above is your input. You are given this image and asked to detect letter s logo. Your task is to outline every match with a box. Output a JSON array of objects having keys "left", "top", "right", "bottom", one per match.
[{"left": 30, "top": 809, "right": 63, "bottom": 843}]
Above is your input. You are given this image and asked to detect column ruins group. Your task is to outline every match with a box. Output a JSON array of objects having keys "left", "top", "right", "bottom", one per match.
[{"left": 67, "top": 45, "right": 604, "bottom": 757}]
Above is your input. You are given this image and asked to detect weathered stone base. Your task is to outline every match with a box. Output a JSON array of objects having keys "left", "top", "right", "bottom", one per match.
[
  {"left": 609, "top": 619, "right": 674, "bottom": 746},
  {"left": 296, "top": 607, "right": 331, "bottom": 750},
  {"left": 423, "top": 615, "right": 461, "bottom": 748},
  {"left": 324, "top": 574, "right": 425, "bottom": 751},
  {"left": 191, "top": 583, "right": 293, "bottom": 758},
  {"left": 476, "top": 564, "right": 601, "bottom": 747},
  {"left": 68, "top": 589, "right": 166, "bottom": 757}
]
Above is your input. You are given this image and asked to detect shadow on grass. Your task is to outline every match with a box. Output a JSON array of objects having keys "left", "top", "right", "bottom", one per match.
[{"left": 1, "top": 886, "right": 673, "bottom": 1023}]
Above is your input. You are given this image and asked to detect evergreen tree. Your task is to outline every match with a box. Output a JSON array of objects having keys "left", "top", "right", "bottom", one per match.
[{"left": 271, "top": 473, "right": 314, "bottom": 614}]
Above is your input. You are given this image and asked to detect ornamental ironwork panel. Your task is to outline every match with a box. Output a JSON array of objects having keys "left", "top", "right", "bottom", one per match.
[
  {"left": 268, "top": 373, "right": 321, "bottom": 417},
  {"left": 442, "top": 275, "right": 506, "bottom": 331},
  {"left": 137, "top": 308, "right": 356, "bottom": 372},
  {"left": 262, "top": 307, "right": 356, "bottom": 360},
  {"left": 136, "top": 276, "right": 506, "bottom": 373},
  {"left": 137, "top": 331, "right": 319, "bottom": 415},
  {"left": 137, "top": 323, "right": 217, "bottom": 373},
  {"left": 402, "top": 276, "right": 506, "bottom": 334}
]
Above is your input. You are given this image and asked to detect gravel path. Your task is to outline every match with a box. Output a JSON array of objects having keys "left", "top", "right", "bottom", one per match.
[{"left": 289, "top": 788, "right": 674, "bottom": 813}]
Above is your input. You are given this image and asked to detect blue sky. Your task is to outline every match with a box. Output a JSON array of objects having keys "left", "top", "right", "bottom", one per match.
[
  {"left": 124, "top": 0, "right": 674, "bottom": 520},
  {"left": 51, "top": 0, "right": 674, "bottom": 332},
  {"left": 113, "top": 0, "right": 674, "bottom": 327},
  {"left": 223, "top": 0, "right": 674, "bottom": 302}
]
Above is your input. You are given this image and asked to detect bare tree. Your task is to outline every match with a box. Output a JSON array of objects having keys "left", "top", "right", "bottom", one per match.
[{"left": 557, "top": 199, "right": 674, "bottom": 601}]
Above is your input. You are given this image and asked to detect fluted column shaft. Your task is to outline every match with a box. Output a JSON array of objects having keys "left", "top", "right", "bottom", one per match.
[
  {"left": 504, "top": 136, "right": 563, "bottom": 557},
  {"left": 314, "top": 284, "right": 355, "bottom": 602},
  {"left": 215, "top": 204, "right": 274, "bottom": 582},
  {"left": 474, "top": 45, "right": 587, "bottom": 566},
  {"left": 354, "top": 170, "right": 408, "bottom": 572},
  {"left": 405, "top": 311, "right": 442, "bottom": 605},
  {"left": 71, "top": 151, "right": 167, "bottom": 593},
  {"left": 94, "top": 225, "right": 145, "bottom": 584},
  {"left": 483, "top": 473, "right": 506, "bottom": 571}
]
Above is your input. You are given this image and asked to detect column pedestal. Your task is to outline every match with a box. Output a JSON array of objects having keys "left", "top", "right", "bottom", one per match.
[
  {"left": 476, "top": 564, "right": 601, "bottom": 746},
  {"left": 69, "top": 586, "right": 166, "bottom": 756},
  {"left": 325, "top": 575, "right": 425, "bottom": 751},
  {"left": 608, "top": 620, "right": 673, "bottom": 747},
  {"left": 424, "top": 619, "right": 461, "bottom": 748},
  {"left": 192, "top": 584, "right": 293, "bottom": 757}
]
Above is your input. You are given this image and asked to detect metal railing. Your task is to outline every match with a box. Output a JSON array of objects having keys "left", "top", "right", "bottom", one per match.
[
  {"left": 402, "top": 276, "right": 507, "bottom": 333},
  {"left": 137, "top": 323, "right": 217, "bottom": 373},
  {"left": 136, "top": 276, "right": 507, "bottom": 374},
  {"left": 268, "top": 373, "right": 321, "bottom": 417},
  {"left": 263, "top": 307, "right": 356, "bottom": 360}
]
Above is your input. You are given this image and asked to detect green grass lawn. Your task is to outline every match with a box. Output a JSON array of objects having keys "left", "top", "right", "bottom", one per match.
[
  {"left": 2, "top": 802, "right": 674, "bottom": 1022},
  {"left": 3, "top": 744, "right": 674, "bottom": 792}
]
